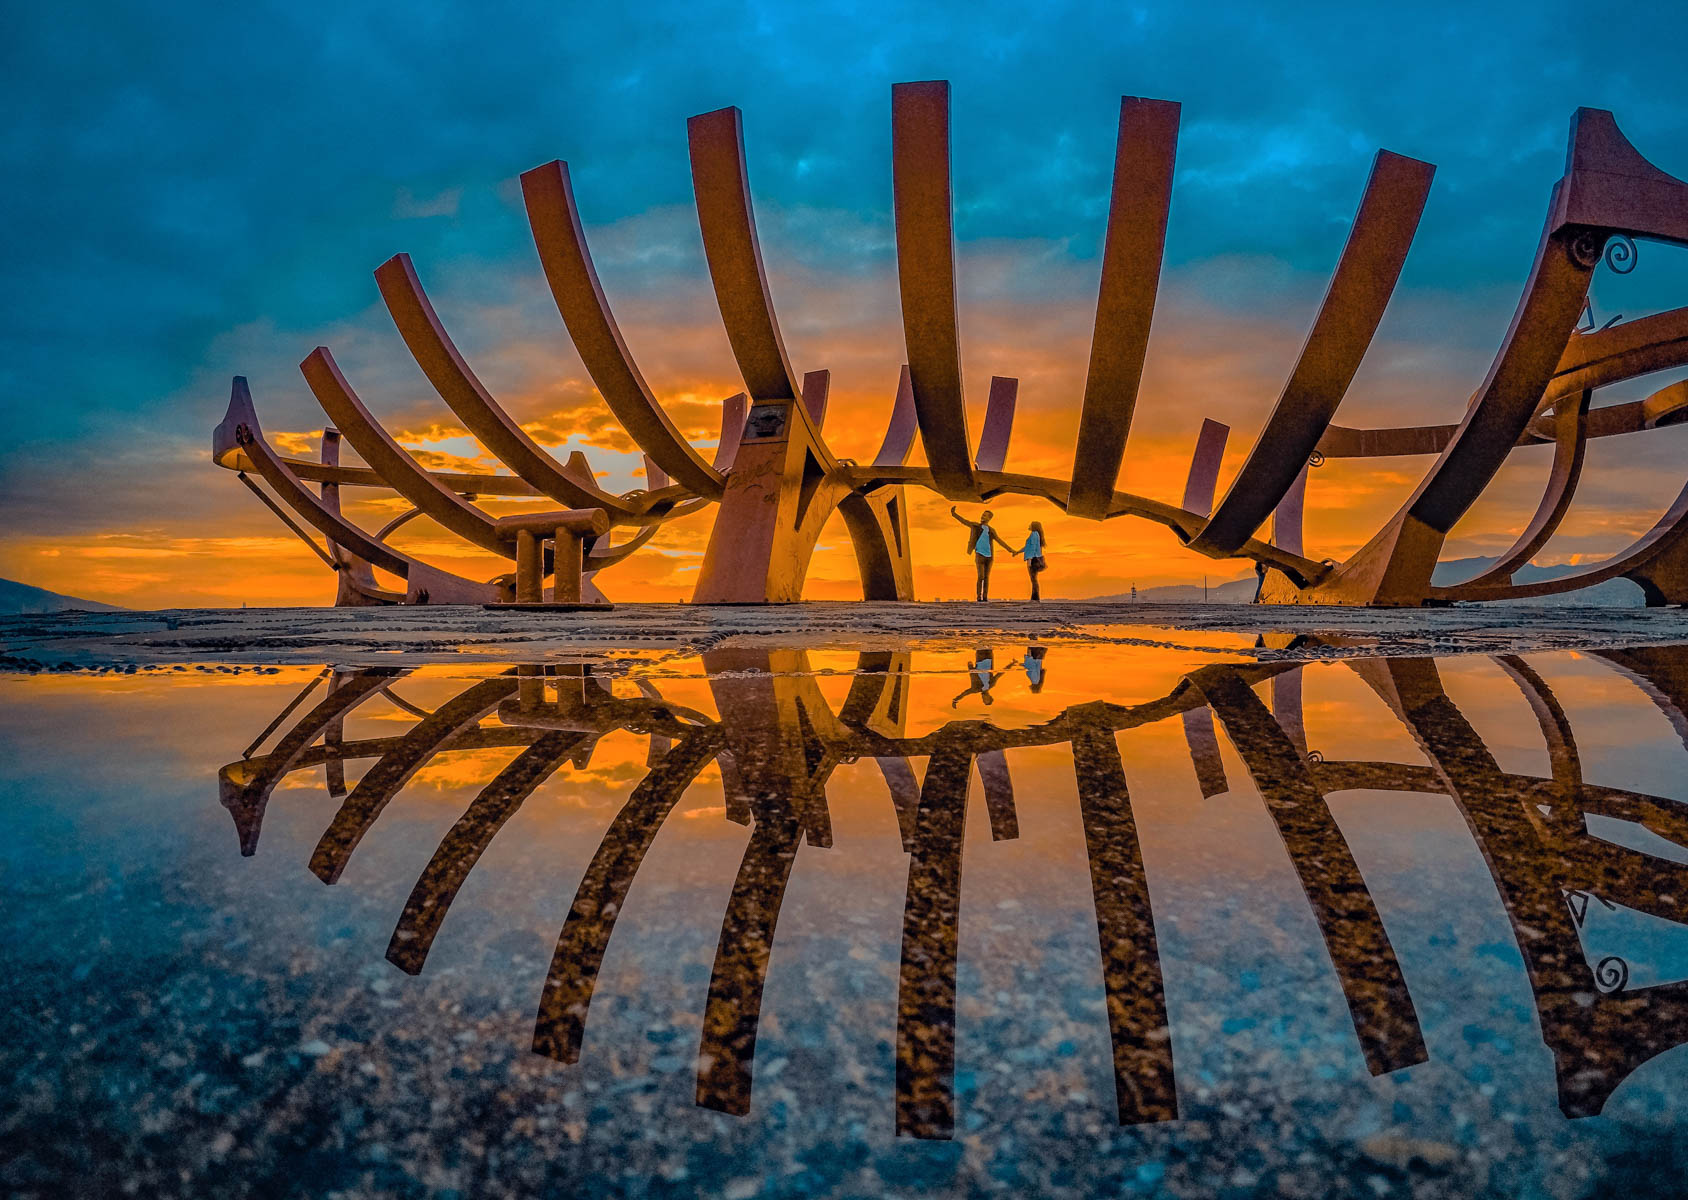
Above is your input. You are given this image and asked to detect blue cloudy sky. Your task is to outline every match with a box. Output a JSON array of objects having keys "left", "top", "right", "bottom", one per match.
[{"left": 2, "top": 0, "right": 1685, "bottom": 604}]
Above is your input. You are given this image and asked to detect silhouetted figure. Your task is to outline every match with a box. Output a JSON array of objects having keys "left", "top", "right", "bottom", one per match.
[
  {"left": 1252, "top": 560, "right": 1268, "bottom": 602},
  {"left": 949, "top": 507, "right": 1015, "bottom": 601}
]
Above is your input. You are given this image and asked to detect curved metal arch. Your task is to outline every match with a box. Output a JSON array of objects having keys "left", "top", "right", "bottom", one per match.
[
  {"left": 871, "top": 365, "right": 918, "bottom": 467},
  {"left": 892, "top": 80, "right": 977, "bottom": 499},
  {"left": 308, "top": 675, "right": 521, "bottom": 885},
  {"left": 586, "top": 521, "right": 661, "bottom": 569},
  {"left": 1067, "top": 96, "right": 1181, "bottom": 520},
  {"left": 842, "top": 461, "right": 1329, "bottom": 584},
  {"left": 374, "top": 253, "right": 641, "bottom": 521},
  {"left": 714, "top": 391, "right": 748, "bottom": 470},
  {"left": 301, "top": 347, "right": 511, "bottom": 556},
  {"left": 973, "top": 375, "right": 1017, "bottom": 473},
  {"left": 1291, "top": 109, "right": 1688, "bottom": 604},
  {"left": 218, "top": 378, "right": 503, "bottom": 606},
  {"left": 219, "top": 667, "right": 404, "bottom": 856},
  {"left": 1427, "top": 470, "right": 1688, "bottom": 603},
  {"left": 1410, "top": 108, "right": 1688, "bottom": 533},
  {"left": 532, "top": 727, "right": 726, "bottom": 1064},
  {"left": 1188, "top": 150, "right": 1435, "bottom": 555},
  {"left": 1316, "top": 306, "right": 1688, "bottom": 459},
  {"left": 520, "top": 159, "right": 726, "bottom": 497},
  {"left": 1445, "top": 389, "right": 1591, "bottom": 592},
  {"left": 386, "top": 729, "right": 589, "bottom": 975},
  {"left": 1179, "top": 418, "right": 1230, "bottom": 519},
  {"left": 1191, "top": 668, "right": 1428, "bottom": 1076},
  {"left": 1494, "top": 654, "right": 1584, "bottom": 836},
  {"left": 687, "top": 105, "right": 805, "bottom": 402}
]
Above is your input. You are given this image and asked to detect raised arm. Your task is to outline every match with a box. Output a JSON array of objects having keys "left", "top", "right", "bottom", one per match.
[{"left": 949, "top": 505, "right": 975, "bottom": 529}]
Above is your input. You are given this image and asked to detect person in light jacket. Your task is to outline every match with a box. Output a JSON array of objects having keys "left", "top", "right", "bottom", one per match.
[{"left": 1018, "top": 521, "right": 1048, "bottom": 601}]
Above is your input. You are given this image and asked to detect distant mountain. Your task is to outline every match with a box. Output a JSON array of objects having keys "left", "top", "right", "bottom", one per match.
[
  {"left": 1086, "top": 557, "right": 1646, "bottom": 606},
  {"left": 1091, "top": 576, "right": 1256, "bottom": 603},
  {"left": 0, "top": 578, "right": 127, "bottom": 615}
]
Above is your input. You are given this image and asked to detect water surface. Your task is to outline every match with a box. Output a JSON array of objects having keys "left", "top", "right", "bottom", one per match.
[{"left": 5, "top": 642, "right": 1688, "bottom": 1197}]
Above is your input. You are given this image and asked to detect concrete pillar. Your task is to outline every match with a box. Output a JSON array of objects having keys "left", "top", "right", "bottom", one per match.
[
  {"left": 515, "top": 529, "right": 541, "bottom": 603},
  {"left": 554, "top": 527, "right": 584, "bottom": 603}
]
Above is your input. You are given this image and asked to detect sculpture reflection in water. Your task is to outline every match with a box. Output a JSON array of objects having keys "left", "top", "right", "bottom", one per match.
[{"left": 219, "top": 644, "right": 1688, "bottom": 1138}]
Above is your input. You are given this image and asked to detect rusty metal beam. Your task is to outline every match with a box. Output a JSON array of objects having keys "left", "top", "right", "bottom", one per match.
[
  {"left": 1188, "top": 151, "right": 1434, "bottom": 555},
  {"left": 687, "top": 105, "right": 805, "bottom": 403},
  {"left": 1068, "top": 97, "right": 1180, "bottom": 519},
  {"left": 892, "top": 81, "right": 977, "bottom": 499},
  {"left": 521, "top": 160, "right": 726, "bottom": 497},
  {"left": 375, "top": 253, "right": 638, "bottom": 519}
]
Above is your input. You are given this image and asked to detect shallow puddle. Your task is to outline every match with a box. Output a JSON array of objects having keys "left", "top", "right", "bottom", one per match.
[{"left": 4, "top": 642, "right": 1688, "bottom": 1197}]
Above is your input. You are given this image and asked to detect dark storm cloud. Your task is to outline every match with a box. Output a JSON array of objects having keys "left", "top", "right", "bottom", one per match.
[{"left": 2, "top": 0, "right": 1685, "bottom": 500}]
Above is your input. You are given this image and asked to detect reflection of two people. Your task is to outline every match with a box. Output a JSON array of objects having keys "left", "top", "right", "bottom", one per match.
[
  {"left": 951, "top": 645, "right": 1050, "bottom": 706},
  {"left": 1025, "top": 644, "right": 1047, "bottom": 693}
]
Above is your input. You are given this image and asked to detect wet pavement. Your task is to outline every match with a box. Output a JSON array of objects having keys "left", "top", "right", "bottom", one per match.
[{"left": 5, "top": 639, "right": 1688, "bottom": 1197}]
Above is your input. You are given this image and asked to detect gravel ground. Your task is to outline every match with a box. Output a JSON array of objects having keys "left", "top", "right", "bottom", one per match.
[{"left": 6, "top": 601, "right": 1688, "bottom": 671}]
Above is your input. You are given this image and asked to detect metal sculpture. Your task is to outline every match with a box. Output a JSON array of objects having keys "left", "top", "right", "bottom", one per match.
[{"left": 215, "top": 85, "right": 1688, "bottom": 606}]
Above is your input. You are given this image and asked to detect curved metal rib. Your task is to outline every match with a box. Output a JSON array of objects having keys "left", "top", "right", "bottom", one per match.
[
  {"left": 1271, "top": 464, "right": 1309, "bottom": 558},
  {"left": 973, "top": 376, "right": 1017, "bottom": 473},
  {"left": 871, "top": 365, "right": 918, "bottom": 467},
  {"left": 1446, "top": 389, "right": 1590, "bottom": 591},
  {"left": 1188, "top": 151, "right": 1435, "bottom": 555},
  {"left": 1313, "top": 109, "right": 1688, "bottom": 603},
  {"left": 301, "top": 347, "right": 509, "bottom": 556},
  {"left": 1410, "top": 109, "right": 1688, "bottom": 531},
  {"left": 1069, "top": 709, "right": 1177, "bottom": 1123},
  {"left": 374, "top": 253, "right": 638, "bottom": 520},
  {"left": 585, "top": 521, "right": 660, "bottom": 569},
  {"left": 687, "top": 105, "right": 804, "bottom": 402},
  {"left": 308, "top": 675, "right": 520, "bottom": 884},
  {"left": 532, "top": 727, "right": 725, "bottom": 1063},
  {"left": 1180, "top": 418, "right": 1230, "bottom": 517},
  {"left": 892, "top": 80, "right": 977, "bottom": 499},
  {"left": 1316, "top": 305, "right": 1688, "bottom": 459},
  {"left": 219, "top": 667, "right": 403, "bottom": 856},
  {"left": 1193, "top": 667, "right": 1428, "bottom": 1076},
  {"left": 696, "top": 798, "right": 803, "bottom": 1115},
  {"left": 520, "top": 159, "right": 726, "bottom": 497},
  {"left": 1428, "top": 471, "right": 1688, "bottom": 603},
  {"left": 217, "top": 378, "right": 424, "bottom": 579},
  {"left": 386, "top": 729, "right": 587, "bottom": 975},
  {"left": 1067, "top": 97, "right": 1181, "bottom": 519},
  {"left": 714, "top": 391, "right": 748, "bottom": 470}
]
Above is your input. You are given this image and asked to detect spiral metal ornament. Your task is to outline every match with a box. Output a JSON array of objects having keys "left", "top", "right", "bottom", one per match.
[
  {"left": 1604, "top": 234, "right": 1638, "bottom": 274},
  {"left": 1569, "top": 229, "right": 1607, "bottom": 269},
  {"left": 1308, "top": 450, "right": 1327, "bottom": 468},
  {"left": 1595, "top": 955, "right": 1630, "bottom": 994},
  {"left": 1305, "top": 749, "right": 1324, "bottom": 764}
]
